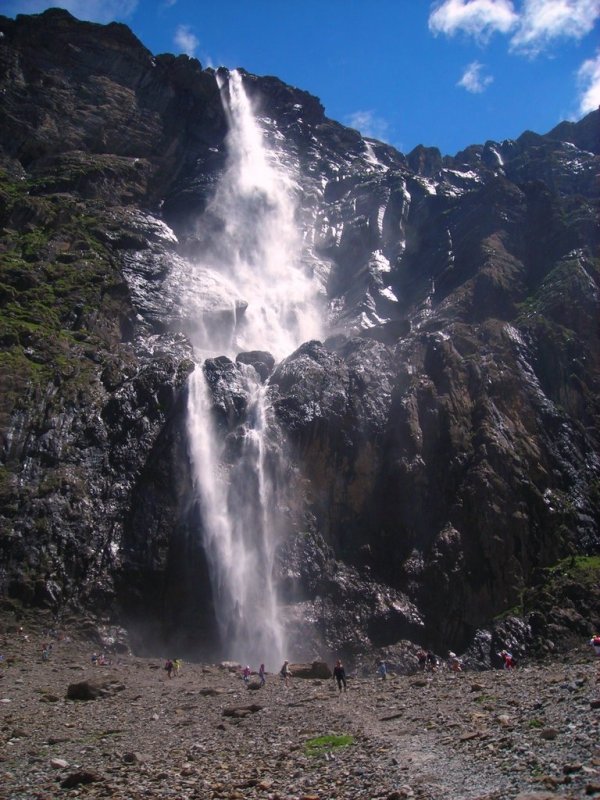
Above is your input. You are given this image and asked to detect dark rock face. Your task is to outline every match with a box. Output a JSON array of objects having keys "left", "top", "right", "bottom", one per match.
[{"left": 0, "top": 10, "right": 598, "bottom": 660}]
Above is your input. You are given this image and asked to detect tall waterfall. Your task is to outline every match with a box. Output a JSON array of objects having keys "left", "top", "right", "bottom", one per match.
[{"left": 186, "top": 70, "right": 322, "bottom": 668}]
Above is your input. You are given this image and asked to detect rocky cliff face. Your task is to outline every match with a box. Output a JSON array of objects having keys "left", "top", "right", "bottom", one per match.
[{"left": 0, "top": 9, "right": 598, "bottom": 660}]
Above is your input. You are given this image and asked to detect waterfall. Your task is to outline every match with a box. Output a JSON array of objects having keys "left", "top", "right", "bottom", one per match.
[{"left": 185, "top": 70, "right": 322, "bottom": 668}]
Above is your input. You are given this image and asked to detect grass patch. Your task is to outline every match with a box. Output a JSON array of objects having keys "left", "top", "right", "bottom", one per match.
[
  {"left": 528, "top": 719, "right": 543, "bottom": 729},
  {"left": 473, "top": 694, "right": 495, "bottom": 704},
  {"left": 547, "top": 554, "right": 600, "bottom": 577},
  {"left": 305, "top": 733, "right": 354, "bottom": 758}
]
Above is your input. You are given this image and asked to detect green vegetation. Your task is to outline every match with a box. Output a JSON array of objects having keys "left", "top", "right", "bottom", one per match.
[
  {"left": 305, "top": 733, "right": 354, "bottom": 757},
  {"left": 473, "top": 694, "right": 495, "bottom": 704},
  {"left": 545, "top": 555, "right": 600, "bottom": 583},
  {"left": 0, "top": 166, "right": 127, "bottom": 418},
  {"left": 528, "top": 719, "right": 543, "bottom": 728}
]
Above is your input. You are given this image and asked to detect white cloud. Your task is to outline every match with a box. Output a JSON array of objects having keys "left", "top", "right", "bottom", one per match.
[
  {"left": 511, "top": 0, "right": 600, "bottom": 54},
  {"left": 429, "top": 0, "right": 518, "bottom": 41},
  {"left": 345, "top": 110, "right": 390, "bottom": 141},
  {"left": 3, "top": 0, "right": 138, "bottom": 23},
  {"left": 429, "top": 0, "right": 600, "bottom": 54},
  {"left": 174, "top": 24, "right": 199, "bottom": 57},
  {"left": 458, "top": 61, "right": 494, "bottom": 91},
  {"left": 577, "top": 49, "right": 600, "bottom": 112}
]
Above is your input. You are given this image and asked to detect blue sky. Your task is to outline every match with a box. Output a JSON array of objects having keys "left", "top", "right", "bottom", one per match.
[{"left": 4, "top": 1, "right": 600, "bottom": 155}]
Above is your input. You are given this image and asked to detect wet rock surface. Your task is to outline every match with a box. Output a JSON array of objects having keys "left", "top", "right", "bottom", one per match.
[{"left": 0, "top": 624, "right": 599, "bottom": 800}]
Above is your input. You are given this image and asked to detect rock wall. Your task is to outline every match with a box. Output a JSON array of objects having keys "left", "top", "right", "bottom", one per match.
[{"left": 0, "top": 9, "right": 598, "bottom": 658}]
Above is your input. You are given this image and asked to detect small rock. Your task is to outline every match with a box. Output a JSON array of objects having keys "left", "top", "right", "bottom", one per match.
[
  {"left": 40, "top": 693, "right": 60, "bottom": 703},
  {"left": 590, "top": 699, "right": 600, "bottom": 710},
  {"left": 66, "top": 681, "right": 101, "bottom": 701},
  {"left": 470, "top": 683, "right": 485, "bottom": 692},
  {"left": 122, "top": 752, "right": 148, "bottom": 764},
  {"left": 50, "top": 758, "right": 69, "bottom": 769},
  {"left": 199, "top": 687, "right": 225, "bottom": 697},
  {"left": 60, "top": 770, "right": 103, "bottom": 788},
  {"left": 222, "top": 703, "right": 263, "bottom": 718},
  {"left": 563, "top": 763, "right": 582, "bottom": 774},
  {"left": 540, "top": 728, "right": 559, "bottom": 740}
]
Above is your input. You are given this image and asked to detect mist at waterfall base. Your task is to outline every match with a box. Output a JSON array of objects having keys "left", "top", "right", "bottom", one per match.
[{"left": 185, "top": 70, "right": 323, "bottom": 671}]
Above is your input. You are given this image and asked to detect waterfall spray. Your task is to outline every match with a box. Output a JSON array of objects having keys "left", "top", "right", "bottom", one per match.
[{"left": 185, "top": 70, "right": 322, "bottom": 668}]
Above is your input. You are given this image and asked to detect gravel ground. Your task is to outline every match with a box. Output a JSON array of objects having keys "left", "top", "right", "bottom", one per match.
[{"left": 1, "top": 624, "right": 599, "bottom": 800}]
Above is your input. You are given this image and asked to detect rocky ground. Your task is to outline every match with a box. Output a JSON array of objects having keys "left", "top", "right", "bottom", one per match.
[{"left": 0, "top": 621, "right": 599, "bottom": 800}]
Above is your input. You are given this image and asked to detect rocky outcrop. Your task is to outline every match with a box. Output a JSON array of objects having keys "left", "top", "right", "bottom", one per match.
[{"left": 0, "top": 9, "right": 598, "bottom": 660}]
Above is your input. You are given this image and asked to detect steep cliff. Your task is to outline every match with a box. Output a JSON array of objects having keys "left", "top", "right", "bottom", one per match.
[{"left": 0, "top": 9, "right": 598, "bottom": 660}]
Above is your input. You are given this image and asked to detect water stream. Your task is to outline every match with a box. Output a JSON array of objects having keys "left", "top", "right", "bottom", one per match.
[{"left": 185, "top": 70, "right": 322, "bottom": 668}]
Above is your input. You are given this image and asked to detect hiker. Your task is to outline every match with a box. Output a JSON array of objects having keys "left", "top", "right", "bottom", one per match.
[
  {"left": 426, "top": 651, "right": 438, "bottom": 672},
  {"left": 589, "top": 634, "right": 600, "bottom": 657},
  {"left": 280, "top": 660, "right": 291, "bottom": 687},
  {"left": 91, "top": 652, "right": 98, "bottom": 666},
  {"left": 165, "top": 659, "right": 174, "bottom": 679},
  {"left": 448, "top": 651, "right": 462, "bottom": 673},
  {"left": 258, "top": 663, "right": 266, "bottom": 687},
  {"left": 377, "top": 660, "right": 387, "bottom": 680},
  {"left": 416, "top": 649, "right": 427, "bottom": 672},
  {"left": 499, "top": 650, "right": 515, "bottom": 669},
  {"left": 242, "top": 665, "right": 251, "bottom": 685},
  {"left": 173, "top": 658, "right": 182, "bottom": 676},
  {"left": 333, "top": 659, "right": 347, "bottom": 693}
]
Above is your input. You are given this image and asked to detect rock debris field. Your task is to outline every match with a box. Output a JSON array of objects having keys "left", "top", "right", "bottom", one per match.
[{"left": 1, "top": 627, "right": 599, "bottom": 800}]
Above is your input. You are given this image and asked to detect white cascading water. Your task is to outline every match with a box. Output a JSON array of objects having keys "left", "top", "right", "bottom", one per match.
[{"left": 186, "top": 70, "right": 322, "bottom": 669}]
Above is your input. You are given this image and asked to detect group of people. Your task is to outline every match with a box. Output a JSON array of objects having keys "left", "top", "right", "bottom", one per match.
[
  {"left": 91, "top": 652, "right": 113, "bottom": 666},
  {"left": 241, "top": 663, "right": 267, "bottom": 687},
  {"left": 416, "top": 649, "right": 442, "bottom": 672},
  {"left": 164, "top": 658, "right": 182, "bottom": 678}
]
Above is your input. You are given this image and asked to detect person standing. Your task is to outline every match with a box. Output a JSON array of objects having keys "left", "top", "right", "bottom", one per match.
[
  {"left": 448, "top": 651, "right": 462, "bottom": 673},
  {"left": 280, "top": 660, "right": 291, "bottom": 687},
  {"left": 258, "top": 663, "right": 266, "bottom": 687},
  {"left": 333, "top": 659, "right": 347, "bottom": 693},
  {"left": 378, "top": 660, "right": 387, "bottom": 680},
  {"left": 499, "top": 650, "right": 515, "bottom": 669}
]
